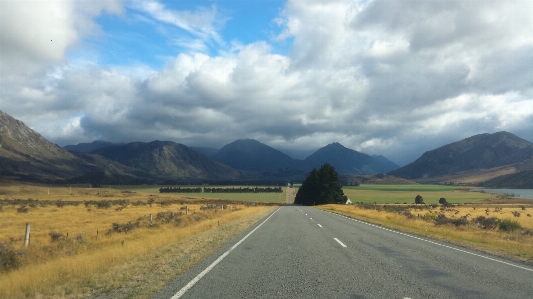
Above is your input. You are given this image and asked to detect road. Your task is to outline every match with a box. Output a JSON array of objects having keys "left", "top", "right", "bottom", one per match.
[{"left": 152, "top": 205, "right": 533, "bottom": 299}]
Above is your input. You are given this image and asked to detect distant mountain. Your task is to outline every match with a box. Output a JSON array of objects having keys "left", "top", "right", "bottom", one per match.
[
  {"left": 305, "top": 142, "right": 399, "bottom": 174},
  {"left": 190, "top": 146, "right": 219, "bottom": 157},
  {"left": 91, "top": 141, "right": 247, "bottom": 181},
  {"left": 212, "top": 139, "right": 305, "bottom": 172},
  {"left": 64, "top": 140, "right": 124, "bottom": 153},
  {"left": 0, "top": 110, "right": 136, "bottom": 181},
  {"left": 389, "top": 132, "right": 533, "bottom": 180}
]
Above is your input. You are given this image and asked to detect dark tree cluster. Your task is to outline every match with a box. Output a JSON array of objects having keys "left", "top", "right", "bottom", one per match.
[
  {"left": 159, "top": 187, "right": 202, "bottom": 193},
  {"left": 294, "top": 163, "right": 347, "bottom": 206},
  {"left": 203, "top": 187, "right": 283, "bottom": 193}
]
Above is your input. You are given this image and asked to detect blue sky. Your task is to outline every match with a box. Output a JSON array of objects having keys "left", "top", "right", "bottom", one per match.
[{"left": 1, "top": 0, "right": 533, "bottom": 166}]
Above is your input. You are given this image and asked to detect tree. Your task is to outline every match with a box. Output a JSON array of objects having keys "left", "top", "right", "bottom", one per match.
[
  {"left": 439, "top": 197, "right": 448, "bottom": 205},
  {"left": 415, "top": 194, "right": 424, "bottom": 204},
  {"left": 295, "top": 164, "right": 347, "bottom": 206}
]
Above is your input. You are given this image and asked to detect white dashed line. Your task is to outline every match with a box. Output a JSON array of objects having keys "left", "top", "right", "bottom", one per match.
[
  {"left": 334, "top": 238, "right": 347, "bottom": 248},
  {"left": 318, "top": 224, "right": 323, "bottom": 228}
]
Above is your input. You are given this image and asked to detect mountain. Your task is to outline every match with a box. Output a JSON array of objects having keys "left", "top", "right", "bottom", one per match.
[
  {"left": 212, "top": 139, "right": 305, "bottom": 172},
  {"left": 91, "top": 141, "right": 247, "bottom": 181},
  {"left": 389, "top": 132, "right": 533, "bottom": 181},
  {"left": 64, "top": 140, "right": 124, "bottom": 153},
  {"left": 304, "top": 142, "right": 399, "bottom": 174},
  {"left": 0, "top": 110, "right": 138, "bottom": 181}
]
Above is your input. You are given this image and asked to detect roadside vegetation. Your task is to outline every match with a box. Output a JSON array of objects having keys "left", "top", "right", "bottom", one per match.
[{"left": 0, "top": 183, "right": 279, "bottom": 298}]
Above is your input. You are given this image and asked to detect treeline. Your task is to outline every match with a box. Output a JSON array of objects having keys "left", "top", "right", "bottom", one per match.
[
  {"left": 159, "top": 187, "right": 202, "bottom": 193},
  {"left": 159, "top": 187, "right": 283, "bottom": 193},
  {"left": 204, "top": 187, "right": 283, "bottom": 193}
]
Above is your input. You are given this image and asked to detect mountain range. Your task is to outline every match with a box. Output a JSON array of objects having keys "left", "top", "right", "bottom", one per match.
[
  {"left": 389, "top": 131, "right": 533, "bottom": 184},
  {"left": 2, "top": 109, "right": 533, "bottom": 187}
]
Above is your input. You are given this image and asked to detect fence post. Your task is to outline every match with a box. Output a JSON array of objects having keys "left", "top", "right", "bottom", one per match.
[
  {"left": 150, "top": 214, "right": 153, "bottom": 226},
  {"left": 24, "top": 223, "right": 31, "bottom": 247},
  {"left": 186, "top": 206, "right": 189, "bottom": 216}
]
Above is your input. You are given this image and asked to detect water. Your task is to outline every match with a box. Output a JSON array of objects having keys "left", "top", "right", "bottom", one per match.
[{"left": 479, "top": 189, "right": 533, "bottom": 200}]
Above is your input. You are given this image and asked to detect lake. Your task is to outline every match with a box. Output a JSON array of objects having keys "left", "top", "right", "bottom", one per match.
[{"left": 479, "top": 189, "right": 533, "bottom": 200}]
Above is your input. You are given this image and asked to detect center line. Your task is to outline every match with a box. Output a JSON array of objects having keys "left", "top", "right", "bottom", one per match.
[
  {"left": 334, "top": 238, "right": 347, "bottom": 248},
  {"left": 317, "top": 224, "right": 322, "bottom": 228}
]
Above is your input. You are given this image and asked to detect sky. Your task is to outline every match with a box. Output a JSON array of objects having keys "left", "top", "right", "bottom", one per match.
[{"left": 1, "top": 0, "right": 533, "bottom": 166}]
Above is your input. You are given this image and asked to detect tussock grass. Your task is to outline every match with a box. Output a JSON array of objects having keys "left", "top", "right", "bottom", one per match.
[{"left": 319, "top": 203, "right": 533, "bottom": 262}]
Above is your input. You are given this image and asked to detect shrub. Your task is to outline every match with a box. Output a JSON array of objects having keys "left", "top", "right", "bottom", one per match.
[
  {"left": 17, "top": 205, "right": 29, "bottom": 213},
  {"left": 474, "top": 216, "right": 500, "bottom": 229},
  {"left": 499, "top": 219, "right": 521, "bottom": 232},
  {"left": 434, "top": 214, "right": 468, "bottom": 227},
  {"left": 0, "top": 242, "right": 20, "bottom": 272},
  {"left": 415, "top": 195, "right": 424, "bottom": 204},
  {"left": 439, "top": 198, "right": 448, "bottom": 205},
  {"left": 95, "top": 200, "right": 112, "bottom": 209},
  {"left": 108, "top": 222, "right": 139, "bottom": 234},
  {"left": 49, "top": 232, "right": 64, "bottom": 242}
]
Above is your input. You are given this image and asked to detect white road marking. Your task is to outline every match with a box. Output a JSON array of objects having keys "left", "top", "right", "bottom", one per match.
[
  {"left": 170, "top": 207, "right": 281, "bottom": 299},
  {"left": 334, "top": 238, "right": 347, "bottom": 248},
  {"left": 318, "top": 224, "right": 323, "bottom": 228},
  {"left": 321, "top": 210, "right": 533, "bottom": 272}
]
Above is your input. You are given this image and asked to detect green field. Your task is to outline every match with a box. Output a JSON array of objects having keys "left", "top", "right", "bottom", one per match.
[
  {"left": 110, "top": 184, "right": 493, "bottom": 205},
  {"left": 341, "top": 184, "right": 492, "bottom": 204},
  {"left": 110, "top": 185, "right": 289, "bottom": 203}
]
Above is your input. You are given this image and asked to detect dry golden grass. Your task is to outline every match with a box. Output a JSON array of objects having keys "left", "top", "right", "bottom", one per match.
[
  {"left": 0, "top": 182, "right": 277, "bottom": 298},
  {"left": 319, "top": 203, "right": 533, "bottom": 263}
]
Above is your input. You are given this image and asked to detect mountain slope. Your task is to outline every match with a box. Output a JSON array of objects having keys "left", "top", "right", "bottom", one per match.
[
  {"left": 0, "top": 110, "right": 149, "bottom": 181},
  {"left": 389, "top": 132, "right": 533, "bottom": 180},
  {"left": 0, "top": 110, "right": 96, "bottom": 180},
  {"left": 91, "top": 141, "right": 246, "bottom": 180},
  {"left": 305, "top": 142, "right": 398, "bottom": 174},
  {"left": 212, "top": 139, "right": 304, "bottom": 172},
  {"left": 64, "top": 140, "right": 124, "bottom": 153}
]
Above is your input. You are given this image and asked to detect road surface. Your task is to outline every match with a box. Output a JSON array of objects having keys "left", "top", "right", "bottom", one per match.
[{"left": 152, "top": 205, "right": 533, "bottom": 299}]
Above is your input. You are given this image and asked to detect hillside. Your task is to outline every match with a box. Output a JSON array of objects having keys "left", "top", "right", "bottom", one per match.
[
  {"left": 0, "top": 110, "right": 104, "bottom": 180},
  {"left": 64, "top": 140, "right": 123, "bottom": 153},
  {"left": 481, "top": 170, "right": 533, "bottom": 189},
  {"left": 91, "top": 141, "right": 247, "bottom": 181},
  {"left": 389, "top": 132, "right": 533, "bottom": 181},
  {"left": 212, "top": 139, "right": 305, "bottom": 172},
  {"left": 305, "top": 142, "right": 399, "bottom": 174}
]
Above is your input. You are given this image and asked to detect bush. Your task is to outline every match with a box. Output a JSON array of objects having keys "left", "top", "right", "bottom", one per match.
[
  {"left": 474, "top": 216, "right": 500, "bottom": 229},
  {"left": 434, "top": 214, "right": 468, "bottom": 227},
  {"left": 499, "top": 219, "right": 521, "bottom": 232},
  {"left": 49, "top": 232, "right": 64, "bottom": 242},
  {"left": 17, "top": 205, "right": 29, "bottom": 213},
  {"left": 0, "top": 242, "right": 20, "bottom": 272},
  {"left": 415, "top": 195, "right": 424, "bottom": 204},
  {"left": 439, "top": 198, "right": 448, "bottom": 205}
]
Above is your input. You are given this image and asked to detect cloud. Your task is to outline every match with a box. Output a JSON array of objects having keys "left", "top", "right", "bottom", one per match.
[
  {"left": 128, "top": 0, "right": 226, "bottom": 52},
  {"left": 1, "top": 0, "right": 533, "bottom": 166}
]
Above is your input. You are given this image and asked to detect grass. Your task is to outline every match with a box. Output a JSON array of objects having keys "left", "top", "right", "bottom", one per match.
[
  {"left": 0, "top": 182, "right": 279, "bottom": 298},
  {"left": 318, "top": 202, "right": 533, "bottom": 262},
  {"left": 342, "top": 184, "right": 493, "bottom": 204},
  {"left": 110, "top": 185, "right": 290, "bottom": 203}
]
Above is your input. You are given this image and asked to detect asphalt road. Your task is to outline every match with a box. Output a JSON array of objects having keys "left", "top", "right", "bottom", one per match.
[{"left": 152, "top": 205, "right": 533, "bottom": 299}]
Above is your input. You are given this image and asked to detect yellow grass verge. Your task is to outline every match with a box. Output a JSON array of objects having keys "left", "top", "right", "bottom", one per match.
[
  {"left": 0, "top": 203, "right": 275, "bottom": 298},
  {"left": 318, "top": 204, "right": 533, "bottom": 263}
]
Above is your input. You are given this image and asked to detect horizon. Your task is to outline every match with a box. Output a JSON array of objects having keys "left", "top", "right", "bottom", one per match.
[{"left": 1, "top": 0, "right": 533, "bottom": 166}]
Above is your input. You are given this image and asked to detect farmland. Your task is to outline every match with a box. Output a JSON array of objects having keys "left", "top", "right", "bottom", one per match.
[{"left": 342, "top": 184, "right": 494, "bottom": 204}]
